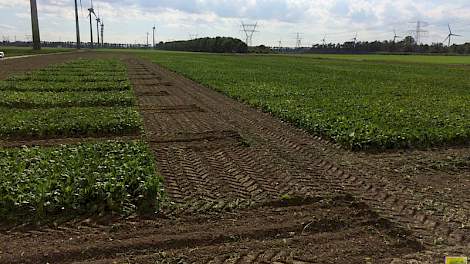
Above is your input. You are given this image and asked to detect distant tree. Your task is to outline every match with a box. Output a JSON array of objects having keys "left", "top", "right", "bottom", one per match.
[{"left": 156, "top": 37, "right": 248, "bottom": 53}]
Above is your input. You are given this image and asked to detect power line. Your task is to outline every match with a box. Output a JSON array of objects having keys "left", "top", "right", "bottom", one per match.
[
  {"left": 294, "top": 32, "right": 303, "bottom": 48},
  {"left": 241, "top": 21, "right": 258, "bottom": 46},
  {"left": 409, "top": 20, "right": 428, "bottom": 44}
]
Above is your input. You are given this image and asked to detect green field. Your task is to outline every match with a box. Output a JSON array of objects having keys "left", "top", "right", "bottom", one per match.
[
  {"left": 0, "top": 58, "right": 162, "bottom": 219},
  {"left": 0, "top": 59, "right": 142, "bottom": 138},
  {"left": 0, "top": 46, "right": 73, "bottom": 58},
  {"left": 301, "top": 53, "right": 470, "bottom": 65},
  {"left": 139, "top": 51, "right": 470, "bottom": 150},
  {"left": 0, "top": 141, "right": 161, "bottom": 219}
]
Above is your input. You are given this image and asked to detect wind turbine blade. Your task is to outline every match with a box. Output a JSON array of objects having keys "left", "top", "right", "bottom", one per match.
[
  {"left": 448, "top": 24, "right": 451, "bottom": 33},
  {"left": 443, "top": 36, "right": 449, "bottom": 43},
  {"left": 453, "top": 34, "right": 462, "bottom": 37}
]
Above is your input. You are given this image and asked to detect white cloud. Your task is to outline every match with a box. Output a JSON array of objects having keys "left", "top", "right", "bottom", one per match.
[{"left": 0, "top": 0, "right": 469, "bottom": 46}]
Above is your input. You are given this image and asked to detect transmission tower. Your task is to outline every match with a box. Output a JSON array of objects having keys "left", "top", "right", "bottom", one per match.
[
  {"left": 295, "top": 32, "right": 303, "bottom": 48},
  {"left": 241, "top": 22, "right": 258, "bottom": 46},
  {"left": 409, "top": 20, "right": 428, "bottom": 45}
]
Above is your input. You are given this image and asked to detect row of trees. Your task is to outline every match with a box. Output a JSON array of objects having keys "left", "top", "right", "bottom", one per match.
[
  {"left": 307, "top": 36, "right": 470, "bottom": 54},
  {"left": 157, "top": 37, "right": 248, "bottom": 53}
]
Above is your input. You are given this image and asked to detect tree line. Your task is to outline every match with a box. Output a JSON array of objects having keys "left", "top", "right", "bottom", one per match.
[
  {"left": 156, "top": 37, "right": 248, "bottom": 53},
  {"left": 307, "top": 36, "right": 470, "bottom": 54}
]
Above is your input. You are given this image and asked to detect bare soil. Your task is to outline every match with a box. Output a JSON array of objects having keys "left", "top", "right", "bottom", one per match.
[{"left": 0, "top": 52, "right": 468, "bottom": 263}]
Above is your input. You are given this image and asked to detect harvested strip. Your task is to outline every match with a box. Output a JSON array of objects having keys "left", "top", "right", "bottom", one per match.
[
  {"left": 139, "top": 105, "right": 205, "bottom": 113},
  {"left": 0, "top": 107, "right": 142, "bottom": 139}
]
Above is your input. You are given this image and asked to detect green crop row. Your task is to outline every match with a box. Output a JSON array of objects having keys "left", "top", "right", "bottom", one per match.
[
  {"left": 0, "top": 141, "right": 163, "bottom": 219},
  {"left": 0, "top": 91, "right": 135, "bottom": 108},
  {"left": 0, "top": 80, "right": 131, "bottom": 92},
  {"left": 0, "top": 107, "right": 142, "bottom": 139},
  {"left": 142, "top": 51, "right": 470, "bottom": 150},
  {"left": 7, "top": 75, "right": 128, "bottom": 83}
]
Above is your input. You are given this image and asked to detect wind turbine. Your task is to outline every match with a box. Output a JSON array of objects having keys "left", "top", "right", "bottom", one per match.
[
  {"left": 393, "top": 29, "right": 401, "bottom": 43},
  {"left": 443, "top": 24, "right": 462, "bottom": 46},
  {"left": 87, "top": 0, "right": 96, "bottom": 48},
  {"left": 101, "top": 18, "right": 104, "bottom": 46},
  {"left": 351, "top": 32, "right": 358, "bottom": 47},
  {"left": 152, "top": 25, "right": 156, "bottom": 48},
  {"left": 95, "top": 5, "right": 101, "bottom": 47},
  {"left": 321, "top": 34, "right": 326, "bottom": 46}
]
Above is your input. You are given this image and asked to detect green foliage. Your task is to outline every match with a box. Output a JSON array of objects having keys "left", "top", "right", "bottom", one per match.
[
  {"left": 0, "top": 141, "right": 163, "bottom": 219},
  {"left": 141, "top": 51, "right": 470, "bottom": 150},
  {"left": 0, "top": 91, "right": 135, "bottom": 108},
  {"left": 157, "top": 37, "right": 248, "bottom": 53},
  {"left": 0, "top": 80, "right": 131, "bottom": 92},
  {"left": 0, "top": 58, "right": 142, "bottom": 138},
  {"left": 0, "top": 107, "right": 142, "bottom": 139}
]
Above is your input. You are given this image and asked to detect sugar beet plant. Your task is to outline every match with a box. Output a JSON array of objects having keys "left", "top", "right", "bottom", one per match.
[
  {"left": 0, "top": 59, "right": 142, "bottom": 139},
  {"left": 0, "top": 58, "right": 163, "bottom": 220},
  {"left": 144, "top": 52, "right": 470, "bottom": 150},
  {"left": 0, "top": 141, "right": 163, "bottom": 219}
]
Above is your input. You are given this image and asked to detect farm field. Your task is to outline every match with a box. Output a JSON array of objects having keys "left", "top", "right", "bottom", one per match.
[
  {"left": 139, "top": 51, "right": 470, "bottom": 150},
  {"left": 301, "top": 53, "right": 470, "bottom": 64},
  {"left": 0, "top": 46, "right": 73, "bottom": 58},
  {"left": 0, "top": 57, "right": 162, "bottom": 222},
  {"left": 0, "top": 52, "right": 468, "bottom": 263}
]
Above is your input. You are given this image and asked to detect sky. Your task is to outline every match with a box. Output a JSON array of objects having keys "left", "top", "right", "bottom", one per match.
[{"left": 0, "top": 0, "right": 470, "bottom": 47}]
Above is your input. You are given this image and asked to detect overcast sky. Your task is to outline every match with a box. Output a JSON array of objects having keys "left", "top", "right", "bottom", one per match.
[{"left": 1, "top": 0, "right": 469, "bottom": 47}]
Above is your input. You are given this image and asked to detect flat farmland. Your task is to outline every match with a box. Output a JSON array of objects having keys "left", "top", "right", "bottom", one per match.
[
  {"left": 1, "top": 52, "right": 468, "bottom": 263},
  {"left": 0, "top": 57, "right": 162, "bottom": 221},
  {"left": 141, "top": 51, "right": 470, "bottom": 150}
]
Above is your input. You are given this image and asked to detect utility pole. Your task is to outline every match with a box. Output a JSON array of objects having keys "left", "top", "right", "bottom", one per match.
[
  {"left": 29, "top": 0, "right": 41, "bottom": 50},
  {"left": 74, "top": 0, "right": 80, "bottom": 49},
  {"left": 152, "top": 25, "right": 156, "bottom": 48}
]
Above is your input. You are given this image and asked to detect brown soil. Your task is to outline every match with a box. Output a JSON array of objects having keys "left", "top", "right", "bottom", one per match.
[{"left": 0, "top": 52, "right": 468, "bottom": 263}]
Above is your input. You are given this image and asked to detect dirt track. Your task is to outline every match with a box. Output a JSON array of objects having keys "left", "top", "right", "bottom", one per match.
[{"left": 0, "top": 52, "right": 468, "bottom": 263}]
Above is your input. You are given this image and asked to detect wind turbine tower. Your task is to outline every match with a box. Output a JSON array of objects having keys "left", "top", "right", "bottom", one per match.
[
  {"left": 393, "top": 29, "right": 401, "bottom": 43},
  {"left": 351, "top": 33, "right": 358, "bottom": 48},
  {"left": 152, "top": 25, "right": 156, "bottom": 48},
  {"left": 88, "top": 0, "right": 96, "bottom": 48},
  {"left": 29, "top": 0, "right": 41, "bottom": 50},
  {"left": 96, "top": 16, "right": 101, "bottom": 47},
  {"left": 101, "top": 18, "right": 104, "bottom": 46},
  {"left": 146, "top": 32, "right": 149, "bottom": 48},
  {"left": 443, "top": 24, "right": 462, "bottom": 46},
  {"left": 241, "top": 22, "right": 258, "bottom": 46}
]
